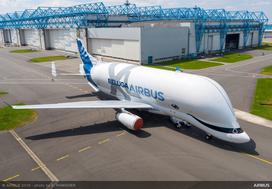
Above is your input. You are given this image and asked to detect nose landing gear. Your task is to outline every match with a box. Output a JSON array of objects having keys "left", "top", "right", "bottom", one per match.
[
  {"left": 170, "top": 117, "right": 192, "bottom": 129},
  {"left": 205, "top": 134, "right": 213, "bottom": 140}
]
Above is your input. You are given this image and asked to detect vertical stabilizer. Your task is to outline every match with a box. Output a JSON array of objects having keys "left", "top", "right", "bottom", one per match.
[
  {"left": 76, "top": 38, "right": 97, "bottom": 78},
  {"left": 76, "top": 38, "right": 99, "bottom": 91}
]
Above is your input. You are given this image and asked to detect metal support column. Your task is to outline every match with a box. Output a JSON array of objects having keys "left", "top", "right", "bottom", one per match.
[
  {"left": 195, "top": 20, "right": 205, "bottom": 55},
  {"left": 219, "top": 20, "right": 228, "bottom": 52}
]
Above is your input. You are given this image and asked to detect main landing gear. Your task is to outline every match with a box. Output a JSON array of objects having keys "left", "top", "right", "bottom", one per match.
[{"left": 170, "top": 117, "right": 213, "bottom": 141}]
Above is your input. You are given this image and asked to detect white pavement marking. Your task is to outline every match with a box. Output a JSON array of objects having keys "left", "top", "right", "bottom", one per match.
[
  {"left": 234, "top": 109, "right": 272, "bottom": 129},
  {"left": 9, "top": 130, "right": 59, "bottom": 181},
  {"left": 198, "top": 59, "right": 227, "bottom": 65}
]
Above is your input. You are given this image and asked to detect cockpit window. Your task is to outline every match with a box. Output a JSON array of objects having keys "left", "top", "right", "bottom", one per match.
[{"left": 232, "top": 128, "right": 243, "bottom": 134}]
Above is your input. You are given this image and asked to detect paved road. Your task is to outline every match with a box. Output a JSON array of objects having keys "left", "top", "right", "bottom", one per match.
[
  {"left": 189, "top": 52, "right": 272, "bottom": 112},
  {"left": 0, "top": 47, "right": 271, "bottom": 181}
]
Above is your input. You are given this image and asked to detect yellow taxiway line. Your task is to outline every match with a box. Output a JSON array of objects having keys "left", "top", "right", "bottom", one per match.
[
  {"left": 246, "top": 154, "right": 272, "bottom": 166},
  {"left": 2, "top": 174, "right": 20, "bottom": 182},
  {"left": 116, "top": 132, "right": 126, "bottom": 137},
  {"left": 56, "top": 154, "right": 69, "bottom": 161},
  {"left": 98, "top": 138, "right": 110, "bottom": 145},
  {"left": 9, "top": 130, "right": 59, "bottom": 181},
  {"left": 78, "top": 146, "right": 92, "bottom": 153},
  {"left": 31, "top": 166, "right": 41, "bottom": 172}
]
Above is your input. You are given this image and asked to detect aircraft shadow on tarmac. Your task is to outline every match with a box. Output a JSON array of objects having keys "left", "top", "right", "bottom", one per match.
[
  {"left": 138, "top": 111, "right": 258, "bottom": 155},
  {"left": 66, "top": 93, "right": 97, "bottom": 99},
  {"left": 26, "top": 91, "right": 258, "bottom": 155},
  {"left": 26, "top": 119, "right": 152, "bottom": 140},
  {"left": 26, "top": 109, "right": 258, "bottom": 155},
  {"left": 65, "top": 91, "right": 117, "bottom": 100}
]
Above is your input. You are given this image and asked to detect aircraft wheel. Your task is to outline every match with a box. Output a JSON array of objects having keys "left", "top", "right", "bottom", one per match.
[
  {"left": 184, "top": 122, "right": 192, "bottom": 128},
  {"left": 175, "top": 122, "right": 182, "bottom": 129},
  {"left": 205, "top": 134, "right": 212, "bottom": 140}
]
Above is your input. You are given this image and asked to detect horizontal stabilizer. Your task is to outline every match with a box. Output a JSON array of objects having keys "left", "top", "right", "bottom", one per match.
[
  {"left": 12, "top": 101, "right": 153, "bottom": 110},
  {"left": 88, "top": 82, "right": 99, "bottom": 92}
]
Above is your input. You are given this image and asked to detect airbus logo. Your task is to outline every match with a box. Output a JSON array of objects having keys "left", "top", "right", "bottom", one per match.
[{"left": 108, "top": 78, "right": 165, "bottom": 101}]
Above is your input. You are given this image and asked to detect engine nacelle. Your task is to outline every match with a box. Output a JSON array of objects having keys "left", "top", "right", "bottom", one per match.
[{"left": 116, "top": 113, "right": 143, "bottom": 131}]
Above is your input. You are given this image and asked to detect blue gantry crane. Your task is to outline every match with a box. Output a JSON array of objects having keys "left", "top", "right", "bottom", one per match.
[{"left": 0, "top": 2, "right": 269, "bottom": 55}]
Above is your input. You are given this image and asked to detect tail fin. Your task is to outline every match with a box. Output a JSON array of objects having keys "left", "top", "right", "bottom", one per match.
[
  {"left": 76, "top": 38, "right": 96, "bottom": 78},
  {"left": 76, "top": 38, "right": 99, "bottom": 91}
]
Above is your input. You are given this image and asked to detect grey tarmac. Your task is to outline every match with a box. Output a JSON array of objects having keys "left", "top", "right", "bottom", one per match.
[{"left": 0, "top": 47, "right": 271, "bottom": 181}]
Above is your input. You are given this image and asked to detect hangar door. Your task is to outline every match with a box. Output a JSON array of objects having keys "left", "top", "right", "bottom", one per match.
[
  {"left": 0, "top": 30, "right": 3, "bottom": 44},
  {"left": 48, "top": 29, "right": 77, "bottom": 52},
  {"left": 23, "top": 29, "right": 40, "bottom": 47},
  {"left": 89, "top": 38, "right": 140, "bottom": 61},
  {"left": 225, "top": 34, "right": 239, "bottom": 50},
  {"left": 3, "top": 29, "right": 12, "bottom": 43}
]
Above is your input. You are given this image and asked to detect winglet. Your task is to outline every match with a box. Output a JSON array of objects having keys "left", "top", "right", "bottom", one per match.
[{"left": 88, "top": 82, "right": 99, "bottom": 92}]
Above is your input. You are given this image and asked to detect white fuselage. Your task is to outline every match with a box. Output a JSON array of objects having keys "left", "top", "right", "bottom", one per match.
[{"left": 91, "top": 63, "right": 250, "bottom": 143}]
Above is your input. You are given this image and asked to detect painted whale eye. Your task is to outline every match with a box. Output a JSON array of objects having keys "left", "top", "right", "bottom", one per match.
[{"left": 171, "top": 104, "right": 179, "bottom": 110}]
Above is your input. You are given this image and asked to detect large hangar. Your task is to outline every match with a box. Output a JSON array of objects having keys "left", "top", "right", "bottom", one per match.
[
  {"left": 88, "top": 27, "right": 189, "bottom": 63},
  {"left": 0, "top": 2, "right": 269, "bottom": 64}
]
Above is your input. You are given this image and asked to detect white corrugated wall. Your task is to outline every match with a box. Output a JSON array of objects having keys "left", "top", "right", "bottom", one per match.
[
  {"left": 10, "top": 29, "right": 20, "bottom": 45},
  {"left": 24, "top": 29, "right": 41, "bottom": 47},
  {"left": 0, "top": 30, "right": 4, "bottom": 46},
  {"left": 141, "top": 27, "right": 189, "bottom": 63},
  {"left": 202, "top": 33, "right": 221, "bottom": 53},
  {"left": 252, "top": 31, "right": 259, "bottom": 46},
  {"left": 48, "top": 29, "right": 77, "bottom": 52},
  {"left": 88, "top": 28, "right": 141, "bottom": 61},
  {"left": 90, "top": 39, "right": 140, "bottom": 61}
]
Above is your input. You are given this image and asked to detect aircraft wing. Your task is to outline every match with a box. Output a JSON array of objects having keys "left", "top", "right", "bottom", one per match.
[{"left": 12, "top": 100, "right": 153, "bottom": 110}]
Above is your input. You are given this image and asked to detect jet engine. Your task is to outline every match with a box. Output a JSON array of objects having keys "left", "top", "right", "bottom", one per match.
[{"left": 116, "top": 113, "right": 143, "bottom": 131}]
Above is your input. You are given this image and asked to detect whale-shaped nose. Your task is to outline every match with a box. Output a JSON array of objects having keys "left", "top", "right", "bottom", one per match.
[{"left": 227, "top": 132, "right": 250, "bottom": 143}]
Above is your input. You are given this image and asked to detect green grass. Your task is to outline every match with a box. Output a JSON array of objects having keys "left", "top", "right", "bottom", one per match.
[
  {"left": 0, "top": 91, "right": 8, "bottom": 97},
  {"left": 261, "top": 65, "right": 272, "bottom": 75},
  {"left": 212, "top": 53, "right": 253, "bottom": 63},
  {"left": 0, "top": 104, "right": 37, "bottom": 131},
  {"left": 250, "top": 78, "right": 272, "bottom": 121},
  {"left": 10, "top": 49, "right": 39, "bottom": 53},
  {"left": 145, "top": 59, "right": 223, "bottom": 71},
  {"left": 263, "top": 42, "right": 272, "bottom": 45},
  {"left": 30, "top": 56, "right": 68, "bottom": 63},
  {"left": 255, "top": 42, "right": 272, "bottom": 51}
]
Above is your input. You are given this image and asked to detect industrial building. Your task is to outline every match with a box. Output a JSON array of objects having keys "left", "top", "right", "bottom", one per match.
[
  {"left": 264, "top": 24, "right": 272, "bottom": 43},
  {"left": 0, "top": 2, "right": 269, "bottom": 64}
]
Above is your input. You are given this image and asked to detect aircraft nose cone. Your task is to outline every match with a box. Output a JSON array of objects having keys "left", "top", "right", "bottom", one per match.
[
  {"left": 229, "top": 132, "right": 250, "bottom": 143},
  {"left": 238, "top": 132, "right": 250, "bottom": 143}
]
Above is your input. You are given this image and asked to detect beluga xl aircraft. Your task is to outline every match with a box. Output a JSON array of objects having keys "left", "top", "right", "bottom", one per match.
[{"left": 13, "top": 39, "right": 250, "bottom": 143}]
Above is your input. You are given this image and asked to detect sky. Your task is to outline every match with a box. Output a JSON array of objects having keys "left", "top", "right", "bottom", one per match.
[{"left": 0, "top": 0, "right": 271, "bottom": 23}]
